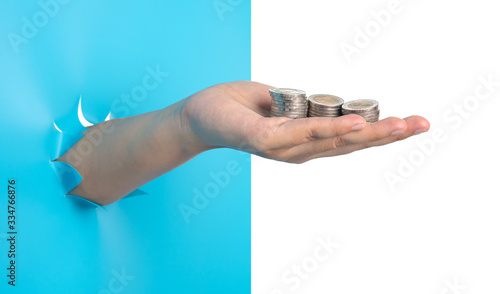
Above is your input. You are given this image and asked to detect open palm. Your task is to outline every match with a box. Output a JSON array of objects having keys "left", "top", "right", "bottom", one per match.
[{"left": 183, "top": 81, "right": 430, "bottom": 163}]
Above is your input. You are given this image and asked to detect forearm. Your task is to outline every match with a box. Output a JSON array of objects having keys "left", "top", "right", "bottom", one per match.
[{"left": 56, "top": 99, "right": 208, "bottom": 205}]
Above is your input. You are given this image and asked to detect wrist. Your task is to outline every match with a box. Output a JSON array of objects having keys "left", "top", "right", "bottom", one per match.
[{"left": 158, "top": 99, "right": 213, "bottom": 158}]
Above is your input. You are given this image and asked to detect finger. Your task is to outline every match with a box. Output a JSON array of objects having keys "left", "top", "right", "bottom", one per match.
[
  {"left": 264, "top": 114, "right": 367, "bottom": 149},
  {"left": 306, "top": 115, "right": 430, "bottom": 161},
  {"left": 355, "top": 115, "right": 430, "bottom": 148},
  {"left": 282, "top": 116, "right": 406, "bottom": 157},
  {"left": 338, "top": 116, "right": 408, "bottom": 145}
]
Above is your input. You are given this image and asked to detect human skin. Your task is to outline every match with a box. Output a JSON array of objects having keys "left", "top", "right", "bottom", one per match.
[{"left": 56, "top": 81, "right": 430, "bottom": 205}]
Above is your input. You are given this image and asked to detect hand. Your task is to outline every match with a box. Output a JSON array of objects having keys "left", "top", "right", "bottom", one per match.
[{"left": 182, "top": 81, "right": 430, "bottom": 163}]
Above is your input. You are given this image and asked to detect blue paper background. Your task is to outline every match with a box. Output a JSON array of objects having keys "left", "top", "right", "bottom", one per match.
[{"left": 0, "top": 1, "right": 250, "bottom": 293}]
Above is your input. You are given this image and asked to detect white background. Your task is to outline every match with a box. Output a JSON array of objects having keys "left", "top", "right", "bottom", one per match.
[{"left": 252, "top": 0, "right": 500, "bottom": 293}]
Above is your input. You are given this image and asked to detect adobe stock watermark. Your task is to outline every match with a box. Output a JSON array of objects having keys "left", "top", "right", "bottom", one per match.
[
  {"left": 339, "top": 0, "right": 415, "bottom": 63},
  {"left": 384, "top": 74, "right": 499, "bottom": 191},
  {"left": 110, "top": 64, "right": 169, "bottom": 117},
  {"left": 440, "top": 277, "right": 466, "bottom": 294},
  {"left": 213, "top": 0, "right": 243, "bottom": 21},
  {"left": 7, "top": 0, "right": 71, "bottom": 54},
  {"left": 98, "top": 268, "right": 135, "bottom": 294},
  {"left": 56, "top": 120, "right": 116, "bottom": 169},
  {"left": 178, "top": 159, "right": 242, "bottom": 224},
  {"left": 269, "top": 236, "right": 340, "bottom": 294}
]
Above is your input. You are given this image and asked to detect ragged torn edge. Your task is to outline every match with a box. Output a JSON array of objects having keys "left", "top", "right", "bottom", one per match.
[{"left": 49, "top": 95, "right": 147, "bottom": 210}]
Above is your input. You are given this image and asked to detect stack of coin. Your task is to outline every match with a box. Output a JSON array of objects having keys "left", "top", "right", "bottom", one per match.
[
  {"left": 269, "top": 88, "right": 308, "bottom": 119},
  {"left": 307, "top": 94, "right": 344, "bottom": 117},
  {"left": 341, "top": 99, "right": 380, "bottom": 122}
]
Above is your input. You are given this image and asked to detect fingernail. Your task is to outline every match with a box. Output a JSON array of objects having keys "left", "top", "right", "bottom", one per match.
[
  {"left": 414, "top": 128, "right": 427, "bottom": 135},
  {"left": 391, "top": 130, "right": 404, "bottom": 136},
  {"left": 351, "top": 124, "right": 365, "bottom": 131}
]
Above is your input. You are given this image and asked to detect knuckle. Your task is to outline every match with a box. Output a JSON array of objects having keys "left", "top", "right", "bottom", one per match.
[
  {"left": 306, "top": 126, "right": 321, "bottom": 141},
  {"left": 330, "top": 136, "right": 347, "bottom": 149},
  {"left": 387, "top": 117, "right": 407, "bottom": 130}
]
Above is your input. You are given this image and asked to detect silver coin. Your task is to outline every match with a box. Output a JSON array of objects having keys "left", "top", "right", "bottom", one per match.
[
  {"left": 342, "top": 99, "right": 379, "bottom": 112},
  {"left": 276, "top": 110, "right": 309, "bottom": 113},
  {"left": 359, "top": 110, "right": 380, "bottom": 115},
  {"left": 272, "top": 102, "right": 309, "bottom": 108},
  {"left": 309, "top": 104, "right": 342, "bottom": 111},
  {"left": 272, "top": 111, "right": 308, "bottom": 115},
  {"left": 309, "top": 108, "right": 342, "bottom": 113},
  {"left": 310, "top": 106, "right": 342, "bottom": 112},
  {"left": 270, "top": 88, "right": 309, "bottom": 119},
  {"left": 273, "top": 104, "right": 309, "bottom": 109},
  {"left": 362, "top": 116, "right": 380, "bottom": 121},
  {"left": 345, "top": 111, "right": 379, "bottom": 116},
  {"left": 308, "top": 94, "right": 344, "bottom": 107},
  {"left": 309, "top": 110, "right": 342, "bottom": 115},
  {"left": 270, "top": 96, "right": 307, "bottom": 101},
  {"left": 309, "top": 113, "right": 341, "bottom": 117},
  {"left": 272, "top": 104, "right": 307, "bottom": 109},
  {"left": 271, "top": 113, "right": 307, "bottom": 119},
  {"left": 271, "top": 99, "right": 307, "bottom": 104},
  {"left": 309, "top": 113, "right": 342, "bottom": 118},
  {"left": 270, "top": 109, "right": 307, "bottom": 115},
  {"left": 307, "top": 94, "right": 344, "bottom": 118},
  {"left": 342, "top": 107, "right": 380, "bottom": 113},
  {"left": 271, "top": 109, "right": 307, "bottom": 114},
  {"left": 310, "top": 107, "right": 338, "bottom": 111},
  {"left": 342, "top": 110, "right": 379, "bottom": 116},
  {"left": 360, "top": 115, "right": 380, "bottom": 119},
  {"left": 309, "top": 113, "right": 342, "bottom": 117},
  {"left": 272, "top": 98, "right": 308, "bottom": 104},
  {"left": 272, "top": 101, "right": 308, "bottom": 106},
  {"left": 342, "top": 108, "right": 374, "bottom": 112},
  {"left": 342, "top": 113, "right": 380, "bottom": 118},
  {"left": 341, "top": 99, "right": 380, "bottom": 122},
  {"left": 342, "top": 110, "right": 379, "bottom": 115},
  {"left": 271, "top": 92, "right": 307, "bottom": 98},
  {"left": 309, "top": 107, "right": 342, "bottom": 113},
  {"left": 269, "top": 88, "right": 307, "bottom": 97},
  {"left": 342, "top": 112, "right": 380, "bottom": 118},
  {"left": 273, "top": 97, "right": 308, "bottom": 101},
  {"left": 358, "top": 114, "right": 380, "bottom": 122},
  {"left": 274, "top": 97, "right": 307, "bottom": 101}
]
